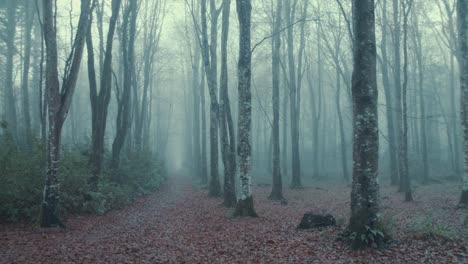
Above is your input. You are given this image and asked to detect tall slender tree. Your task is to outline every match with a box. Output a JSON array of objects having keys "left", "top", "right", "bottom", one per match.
[
  {"left": 234, "top": 0, "right": 257, "bottom": 217},
  {"left": 341, "top": 0, "right": 387, "bottom": 249},
  {"left": 219, "top": 0, "right": 237, "bottom": 207},
  {"left": 457, "top": 0, "right": 468, "bottom": 206},
  {"left": 269, "top": 0, "right": 284, "bottom": 200},
  {"left": 41, "top": 0, "right": 92, "bottom": 227},
  {"left": 87, "top": 0, "right": 122, "bottom": 187}
]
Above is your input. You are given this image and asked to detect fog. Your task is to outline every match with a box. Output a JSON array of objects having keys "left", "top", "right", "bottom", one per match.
[{"left": 0, "top": 0, "right": 467, "bottom": 261}]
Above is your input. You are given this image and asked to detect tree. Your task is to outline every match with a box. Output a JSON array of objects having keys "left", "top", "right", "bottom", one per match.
[
  {"left": 269, "top": 0, "right": 284, "bottom": 201},
  {"left": 112, "top": 0, "right": 137, "bottom": 171},
  {"left": 200, "top": 0, "right": 222, "bottom": 197},
  {"left": 392, "top": 0, "right": 403, "bottom": 188},
  {"left": 41, "top": 0, "right": 92, "bottom": 227},
  {"left": 234, "top": 0, "right": 257, "bottom": 217},
  {"left": 341, "top": 0, "right": 387, "bottom": 249},
  {"left": 87, "top": 0, "right": 122, "bottom": 187},
  {"left": 400, "top": 0, "right": 413, "bottom": 201},
  {"left": 21, "top": 2, "right": 35, "bottom": 151},
  {"left": 285, "top": 0, "right": 304, "bottom": 189},
  {"left": 379, "top": 0, "right": 399, "bottom": 186},
  {"left": 219, "top": 0, "right": 237, "bottom": 207},
  {"left": 3, "top": 0, "right": 18, "bottom": 142},
  {"left": 457, "top": 0, "right": 468, "bottom": 206}
]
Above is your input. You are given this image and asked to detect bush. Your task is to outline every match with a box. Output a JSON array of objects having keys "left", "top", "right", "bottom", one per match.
[
  {"left": 0, "top": 131, "right": 166, "bottom": 223},
  {"left": 407, "top": 215, "right": 457, "bottom": 240}
]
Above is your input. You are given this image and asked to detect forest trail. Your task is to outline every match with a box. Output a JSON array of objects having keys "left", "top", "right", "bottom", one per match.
[{"left": 1, "top": 177, "right": 467, "bottom": 263}]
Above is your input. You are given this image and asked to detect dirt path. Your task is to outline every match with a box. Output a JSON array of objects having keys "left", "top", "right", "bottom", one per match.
[{"left": 1, "top": 177, "right": 467, "bottom": 263}]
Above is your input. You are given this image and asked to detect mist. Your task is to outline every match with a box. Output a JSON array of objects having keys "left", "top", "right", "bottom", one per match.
[{"left": 0, "top": 0, "right": 467, "bottom": 262}]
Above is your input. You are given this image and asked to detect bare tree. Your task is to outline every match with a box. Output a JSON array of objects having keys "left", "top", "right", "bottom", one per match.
[
  {"left": 269, "top": 0, "right": 284, "bottom": 200},
  {"left": 219, "top": 0, "right": 237, "bottom": 207},
  {"left": 457, "top": 0, "right": 468, "bottom": 206},
  {"left": 341, "top": 0, "right": 387, "bottom": 249},
  {"left": 41, "top": 0, "right": 92, "bottom": 227},
  {"left": 21, "top": 2, "right": 35, "bottom": 151},
  {"left": 87, "top": 0, "right": 122, "bottom": 187},
  {"left": 112, "top": 0, "right": 138, "bottom": 171},
  {"left": 400, "top": 0, "right": 413, "bottom": 201},
  {"left": 3, "top": 0, "right": 18, "bottom": 142},
  {"left": 234, "top": 0, "right": 257, "bottom": 217}
]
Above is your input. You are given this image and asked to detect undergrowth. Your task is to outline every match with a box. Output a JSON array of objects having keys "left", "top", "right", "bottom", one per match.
[{"left": 0, "top": 130, "right": 166, "bottom": 223}]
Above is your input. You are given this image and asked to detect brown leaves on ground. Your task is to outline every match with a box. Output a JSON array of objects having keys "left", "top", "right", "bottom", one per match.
[{"left": 0, "top": 177, "right": 467, "bottom": 263}]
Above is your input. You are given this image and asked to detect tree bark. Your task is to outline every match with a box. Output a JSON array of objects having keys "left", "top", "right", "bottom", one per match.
[
  {"left": 457, "top": 0, "right": 468, "bottom": 206},
  {"left": 88, "top": 0, "right": 121, "bottom": 188},
  {"left": 200, "top": 0, "right": 222, "bottom": 197},
  {"left": 400, "top": 0, "right": 413, "bottom": 201},
  {"left": 41, "top": 0, "right": 91, "bottom": 227},
  {"left": 393, "top": 0, "right": 403, "bottom": 189},
  {"left": 285, "top": 0, "right": 302, "bottom": 189},
  {"left": 219, "top": 0, "right": 237, "bottom": 207},
  {"left": 112, "top": 0, "right": 137, "bottom": 172},
  {"left": 4, "top": 0, "right": 18, "bottom": 142},
  {"left": 343, "top": 0, "right": 386, "bottom": 249},
  {"left": 269, "top": 0, "right": 284, "bottom": 201},
  {"left": 234, "top": 0, "right": 257, "bottom": 217},
  {"left": 21, "top": 2, "right": 35, "bottom": 151},
  {"left": 380, "top": 0, "right": 399, "bottom": 185}
]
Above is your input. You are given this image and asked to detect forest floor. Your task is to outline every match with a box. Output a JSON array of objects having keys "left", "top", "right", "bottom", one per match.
[{"left": 1, "top": 175, "right": 467, "bottom": 263}]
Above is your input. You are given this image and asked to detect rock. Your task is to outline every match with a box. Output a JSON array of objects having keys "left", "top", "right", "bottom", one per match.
[{"left": 297, "top": 213, "right": 336, "bottom": 229}]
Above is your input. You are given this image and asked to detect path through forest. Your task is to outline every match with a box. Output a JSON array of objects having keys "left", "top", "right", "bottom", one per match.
[{"left": 1, "top": 175, "right": 467, "bottom": 263}]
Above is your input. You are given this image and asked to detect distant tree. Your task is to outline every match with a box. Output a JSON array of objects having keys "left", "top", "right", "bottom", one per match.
[
  {"left": 457, "top": 0, "right": 468, "bottom": 207},
  {"left": 112, "top": 0, "right": 137, "bottom": 171},
  {"left": 219, "top": 0, "right": 237, "bottom": 207},
  {"left": 234, "top": 0, "right": 257, "bottom": 217},
  {"left": 41, "top": 0, "right": 92, "bottom": 227},
  {"left": 21, "top": 1, "right": 35, "bottom": 151},
  {"left": 3, "top": 0, "right": 18, "bottom": 142},
  {"left": 200, "top": 0, "right": 222, "bottom": 197},
  {"left": 341, "top": 0, "right": 386, "bottom": 249},
  {"left": 87, "top": 0, "right": 121, "bottom": 188},
  {"left": 269, "top": 0, "right": 284, "bottom": 201},
  {"left": 400, "top": 0, "right": 413, "bottom": 201}
]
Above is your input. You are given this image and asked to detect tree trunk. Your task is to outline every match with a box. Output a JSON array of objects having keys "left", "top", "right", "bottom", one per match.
[
  {"left": 393, "top": 0, "right": 403, "bottom": 189},
  {"left": 21, "top": 2, "right": 34, "bottom": 151},
  {"left": 457, "top": 0, "right": 468, "bottom": 206},
  {"left": 201, "top": 65, "right": 208, "bottom": 185},
  {"left": 88, "top": 0, "right": 121, "bottom": 188},
  {"left": 112, "top": 0, "right": 137, "bottom": 172},
  {"left": 200, "top": 0, "right": 222, "bottom": 197},
  {"left": 234, "top": 0, "right": 257, "bottom": 217},
  {"left": 343, "top": 0, "right": 386, "bottom": 249},
  {"left": 269, "top": 0, "right": 284, "bottom": 201},
  {"left": 285, "top": 0, "right": 302, "bottom": 189},
  {"left": 400, "top": 0, "right": 413, "bottom": 201},
  {"left": 381, "top": 0, "right": 399, "bottom": 185},
  {"left": 41, "top": 0, "right": 91, "bottom": 227},
  {"left": 412, "top": 13, "right": 429, "bottom": 184},
  {"left": 4, "top": 0, "right": 18, "bottom": 142},
  {"left": 219, "top": 0, "right": 237, "bottom": 207}
]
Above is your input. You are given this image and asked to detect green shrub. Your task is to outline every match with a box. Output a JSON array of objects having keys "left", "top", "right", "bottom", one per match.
[
  {"left": 0, "top": 131, "right": 166, "bottom": 223},
  {"left": 407, "top": 215, "right": 457, "bottom": 240}
]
